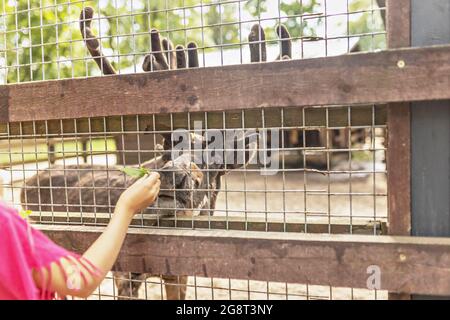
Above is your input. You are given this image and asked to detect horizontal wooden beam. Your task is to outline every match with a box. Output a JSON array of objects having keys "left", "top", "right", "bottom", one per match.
[
  {"left": 38, "top": 225, "right": 450, "bottom": 296},
  {"left": 30, "top": 212, "right": 385, "bottom": 235},
  {"left": 141, "top": 215, "right": 385, "bottom": 235},
  {"left": 1, "top": 45, "right": 450, "bottom": 123},
  {"left": 0, "top": 105, "right": 387, "bottom": 136}
]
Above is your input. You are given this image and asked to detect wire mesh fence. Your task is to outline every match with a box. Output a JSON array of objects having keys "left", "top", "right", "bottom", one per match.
[
  {"left": 0, "top": 0, "right": 389, "bottom": 300},
  {"left": 81, "top": 273, "right": 386, "bottom": 300},
  {"left": 1, "top": 0, "right": 386, "bottom": 83},
  {"left": 1, "top": 104, "right": 387, "bottom": 236}
]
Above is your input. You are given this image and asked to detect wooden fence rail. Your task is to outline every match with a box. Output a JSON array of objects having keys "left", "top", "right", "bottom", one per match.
[
  {"left": 1, "top": 44, "right": 450, "bottom": 123},
  {"left": 38, "top": 225, "right": 450, "bottom": 296}
]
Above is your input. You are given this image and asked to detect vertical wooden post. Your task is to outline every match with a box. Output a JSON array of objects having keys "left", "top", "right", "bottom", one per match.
[{"left": 386, "top": 0, "right": 412, "bottom": 300}]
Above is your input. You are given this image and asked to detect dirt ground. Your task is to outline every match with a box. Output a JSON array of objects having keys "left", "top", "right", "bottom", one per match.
[{"left": 213, "top": 167, "right": 387, "bottom": 222}]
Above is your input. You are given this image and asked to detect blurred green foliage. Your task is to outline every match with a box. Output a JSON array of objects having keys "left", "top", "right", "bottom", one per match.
[
  {"left": 246, "top": 0, "right": 319, "bottom": 39},
  {"left": 349, "top": 0, "right": 386, "bottom": 52},
  {"left": 0, "top": 0, "right": 385, "bottom": 84}
]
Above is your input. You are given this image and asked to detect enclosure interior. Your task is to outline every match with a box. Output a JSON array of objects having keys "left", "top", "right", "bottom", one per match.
[{"left": 1, "top": 0, "right": 388, "bottom": 300}]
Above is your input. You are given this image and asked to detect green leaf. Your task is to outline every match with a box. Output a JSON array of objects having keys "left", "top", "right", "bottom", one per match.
[
  {"left": 19, "top": 210, "right": 33, "bottom": 219},
  {"left": 120, "top": 167, "right": 151, "bottom": 178}
]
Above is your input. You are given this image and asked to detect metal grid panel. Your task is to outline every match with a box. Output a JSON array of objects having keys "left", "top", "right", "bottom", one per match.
[
  {"left": 1, "top": 105, "right": 387, "bottom": 236},
  {"left": 1, "top": 0, "right": 386, "bottom": 83},
  {"left": 81, "top": 273, "right": 386, "bottom": 300}
]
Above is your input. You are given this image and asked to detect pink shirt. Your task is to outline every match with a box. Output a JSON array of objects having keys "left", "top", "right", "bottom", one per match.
[{"left": 0, "top": 202, "right": 97, "bottom": 300}]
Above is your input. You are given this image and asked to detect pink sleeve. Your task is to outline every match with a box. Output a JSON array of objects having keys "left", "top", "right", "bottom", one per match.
[
  {"left": 0, "top": 202, "right": 99, "bottom": 300},
  {"left": 0, "top": 208, "right": 39, "bottom": 300}
]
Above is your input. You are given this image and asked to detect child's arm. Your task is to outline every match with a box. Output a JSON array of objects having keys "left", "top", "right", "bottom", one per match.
[{"left": 32, "top": 172, "right": 160, "bottom": 298}]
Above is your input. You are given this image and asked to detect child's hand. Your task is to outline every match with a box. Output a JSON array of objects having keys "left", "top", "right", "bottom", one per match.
[{"left": 116, "top": 172, "right": 160, "bottom": 216}]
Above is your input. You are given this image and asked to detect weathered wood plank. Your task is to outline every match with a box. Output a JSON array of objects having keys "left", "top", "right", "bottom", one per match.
[
  {"left": 387, "top": 105, "right": 411, "bottom": 236},
  {"left": 386, "top": 0, "right": 411, "bottom": 237},
  {"left": 386, "top": 0, "right": 412, "bottom": 300},
  {"left": 387, "top": 0, "right": 411, "bottom": 49},
  {"left": 1, "top": 45, "right": 450, "bottom": 124},
  {"left": 38, "top": 225, "right": 450, "bottom": 296},
  {"left": 30, "top": 211, "right": 385, "bottom": 235}
]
